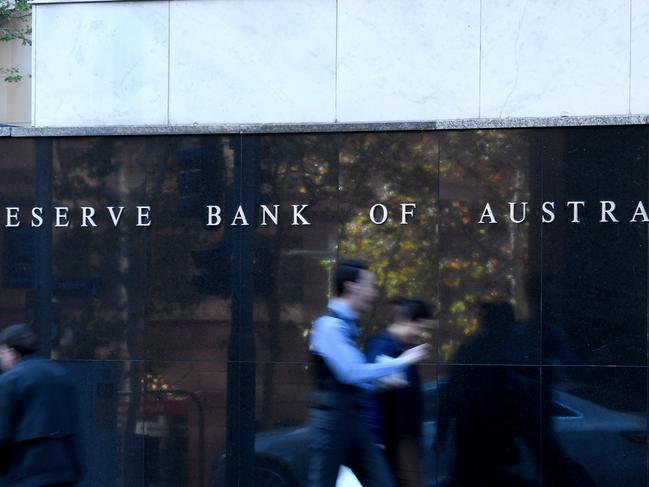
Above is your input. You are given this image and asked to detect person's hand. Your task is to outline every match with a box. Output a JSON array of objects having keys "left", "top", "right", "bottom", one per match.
[
  {"left": 375, "top": 374, "right": 409, "bottom": 390},
  {"left": 398, "top": 343, "right": 432, "bottom": 365}
]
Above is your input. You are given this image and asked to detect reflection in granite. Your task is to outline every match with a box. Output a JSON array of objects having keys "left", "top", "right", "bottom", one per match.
[
  {"left": 248, "top": 134, "right": 340, "bottom": 464},
  {"left": 439, "top": 363, "right": 542, "bottom": 487},
  {"left": 0, "top": 128, "right": 648, "bottom": 487},
  {"left": 541, "top": 127, "right": 648, "bottom": 366},
  {"left": 51, "top": 138, "right": 151, "bottom": 360},
  {"left": 253, "top": 134, "right": 339, "bottom": 366},
  {"left": 546, "top": 367, "right": 647, "bottom": 487},
  {"left": 338, "top": 132, "right": 439, "bottom": 343},
  {"left": 438, "top": 129, "right": 542, "bottom": 364},
  {"left": 144, "top": 136, "right": 234, "bottom": 362},
  {"left": 0, "top": 138, "right": 36, "bottom": 326}
]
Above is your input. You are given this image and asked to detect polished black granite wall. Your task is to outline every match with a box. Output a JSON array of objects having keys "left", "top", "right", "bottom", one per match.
[{"left": 0, "top": 128, "right": 647, "bottom": 487}]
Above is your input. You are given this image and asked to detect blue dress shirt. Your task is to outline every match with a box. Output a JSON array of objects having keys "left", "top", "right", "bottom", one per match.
[{"left": 310, "top": 298, "right": 408, "bottom": 385}]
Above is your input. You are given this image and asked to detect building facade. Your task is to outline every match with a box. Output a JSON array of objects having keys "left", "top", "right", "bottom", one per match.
[{"left": 1, "top": 1, "right": 648, "bottom": 486}]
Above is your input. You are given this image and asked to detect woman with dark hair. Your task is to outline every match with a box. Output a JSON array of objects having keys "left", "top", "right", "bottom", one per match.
[{"left": 362, "top": 298, "right": 433, "bottom": 487}]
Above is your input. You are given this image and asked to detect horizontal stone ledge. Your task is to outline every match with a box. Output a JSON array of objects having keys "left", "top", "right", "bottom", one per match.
[
  {"left": 28, "top": 0, "right": 238, "bottom": 4},
  {"left": 3, "top": 115, "right": 649, "bottom": 137},
  {"left": 29, "top": 0, "right": 160, "bottom": 4}
]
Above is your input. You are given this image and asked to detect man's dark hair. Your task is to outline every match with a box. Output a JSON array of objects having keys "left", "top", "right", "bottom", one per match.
[
  {"left": 0, "top": 323, "right": 39, "bottom": 356},
  {"left": 334, "top": 259, "right": 368, "bottom": 296},
  {"left": 394, "top": 297, "right": 431, "bottom": 321}
]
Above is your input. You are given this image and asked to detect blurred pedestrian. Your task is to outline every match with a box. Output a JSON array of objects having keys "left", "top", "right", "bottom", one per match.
[
  {"left": 363, "top": 297, "right": 433, "bottom": 487},
  {"left": 0, "top": 324, "right": 83, "bottom": 487},
  {"left": 308, "top": 260, "right": 431, "bottom": 487},
  {"left": 437, "top": 302, "right": 593, "bottom": 487}
]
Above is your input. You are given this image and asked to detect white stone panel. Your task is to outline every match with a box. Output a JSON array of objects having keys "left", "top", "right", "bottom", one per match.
[
  {"left": 481, "top": 0, "right": 630, "bottom": 118},
  {"left": 337, "top": 0, "right": 480, "bottom": 122},
  {"left": 168, "top": 0, "right": 336, "bottom": 125},
  {"left": 33, "top": 1, "right": 169, "bottom": 126},
  {"left": 631, "top": 0, "right": 649, "bottom": 113}
]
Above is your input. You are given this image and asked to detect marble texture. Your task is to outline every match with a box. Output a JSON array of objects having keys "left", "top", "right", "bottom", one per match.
[
  {"left": 28, "top": 0, "right": 647, "bottom": 126},
  {"left": 33, "top": 1, "right": 169, "bottom": 126},
  {"left": 336, "top": 0, "right": 480, "bottom": 122},
  {"left": 631, "top": 0, "right": 649, "bottom": 113},
  {"left": 168, "top": 0, "right": 336, "bottom": 125},
  {"left": 481, "top": 0, "right": 631, "bottom": 118}
]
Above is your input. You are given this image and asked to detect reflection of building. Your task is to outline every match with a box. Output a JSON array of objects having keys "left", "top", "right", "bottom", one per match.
[{"left": 1, "top": 2, "right": 649, "bottom": 487}]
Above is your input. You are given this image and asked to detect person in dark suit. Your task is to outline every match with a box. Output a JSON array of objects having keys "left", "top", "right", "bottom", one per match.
[
  {"left": 362, "top": 298, "right": 433, "bottom": 487},
  {"left": 0, "top": 324, "right": 83, "bottom": 487}
]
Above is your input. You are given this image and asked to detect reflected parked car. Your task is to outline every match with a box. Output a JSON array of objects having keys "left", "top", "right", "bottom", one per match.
[{"left": 210, "top": 383, "right": 647, "bottom": 487}]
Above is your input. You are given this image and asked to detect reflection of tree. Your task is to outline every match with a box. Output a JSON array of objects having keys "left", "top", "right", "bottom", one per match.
[
  {"left": 53, "top": 138, "right": 151, "bottom": 359},
  {"left": 52, "top": 137, "right": 176, "bottom": 485},
  {"left": 146, "top": 137, "right": 231, "bottom": 319},
  {"left": 438, "top": 131, "right": 534, "bottom": 360},
  {"left": 256, "top": 130, "right": 534, "bottom": 405},
  {"left": 51, "top": 130, "right": 537, "bottom": 434},
  {"left": 338, "top": 133, "right": 438, "bottom": 333},
  {"left": 54, "top": 137, "right": 235, "bottom": 344},
  {"left": 335, "top": 131, "right": 534, "bottom": 360},
  {"left": 255, "top": 135, "right": 338, "bottom": 430}
]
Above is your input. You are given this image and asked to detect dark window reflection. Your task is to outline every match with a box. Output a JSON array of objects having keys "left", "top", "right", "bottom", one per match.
[
  {"left": 51, "top": 137, "right": 149, "bottom": 360},
  {"left": 541, "top": 128, "right": 648, "bottom": 366},
  {"left": 0, "top": 139, "right": 36, "bottom": 326},
  {"left": 439, "top": 364, "right": 542, "bottom": 487},
  {"left": 546, "top": 367, "right": 647, "bottom": 487},
  {"left": 0, "top": 127, "right": 647, "bottom": 487},
  {"left": 338, "top": 132, "right": 439, "bottom": 346},
  {"left": 439, "top": 130, "right": 542, "bottom": 365},
  {"left": 253, "top": 135, "right": 339, "bottom": 437},
  {"left": 144, "top": 136, "right": 234, "bottom": 363}
]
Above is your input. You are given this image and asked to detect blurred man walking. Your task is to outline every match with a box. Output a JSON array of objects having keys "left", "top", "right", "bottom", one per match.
[
  {"left": 308, "top": 259, "right": 430, "bottom": 487},
  {"left": 363, "top": 297, "right": 433, "bottom": 487},
  {"left": 0, "top": 324, "right": 83, "bottom": 487}
]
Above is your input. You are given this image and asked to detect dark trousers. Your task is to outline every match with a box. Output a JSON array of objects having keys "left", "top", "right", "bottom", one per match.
[
  {"left": 385, "top": 436, "right": 424, "bottom": 487},
  {"left": 308, "top": 406, "right": 395, "bottom": 487}
]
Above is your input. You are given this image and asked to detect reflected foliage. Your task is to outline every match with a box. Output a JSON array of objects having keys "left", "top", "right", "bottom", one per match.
[{"left": 438, "top": 131, "right": 535, "bottom": 360}]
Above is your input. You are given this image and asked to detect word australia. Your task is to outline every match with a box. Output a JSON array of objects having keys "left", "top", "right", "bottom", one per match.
[{"left": 478, "top": 201, "right": 649, "bottom": 224}]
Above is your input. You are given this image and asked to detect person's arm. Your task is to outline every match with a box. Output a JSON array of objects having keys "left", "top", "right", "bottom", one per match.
[
  {"left": 311, "top": 317, "right": 409, "bottom": 385},
  {"left": 364, "top": 335, "right": 409, "bottom": 390},
  {"left": 365, "top": 334, "right": 393, "bottom": 362}
]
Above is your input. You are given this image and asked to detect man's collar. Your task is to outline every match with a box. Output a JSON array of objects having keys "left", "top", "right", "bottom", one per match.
[
  {"left": 327, "top": 298, "right": 358, "bottom": 321},
  {"left": 14, "top": 353, "right": 40, "bottom": 365}
]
